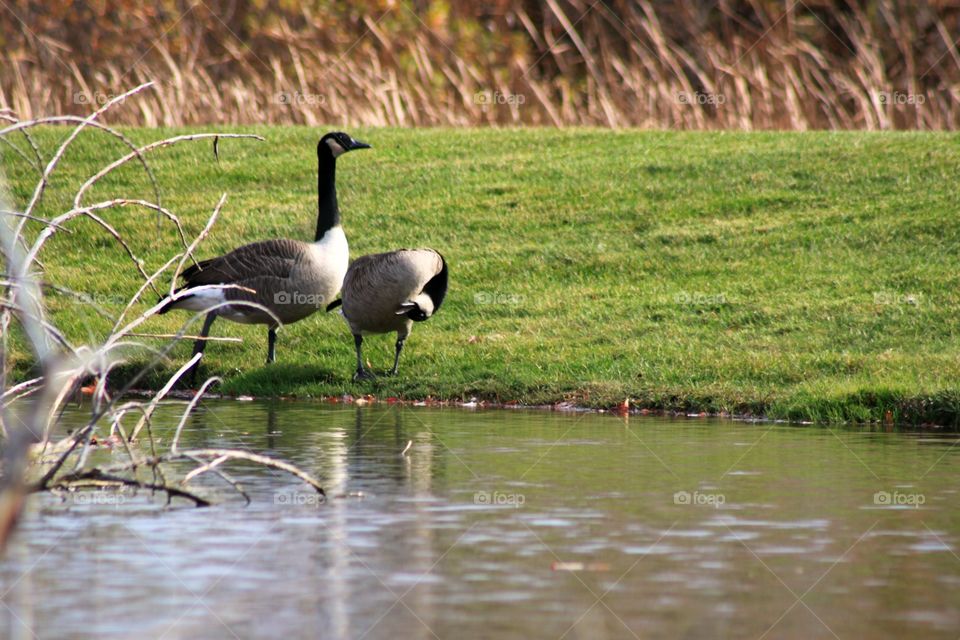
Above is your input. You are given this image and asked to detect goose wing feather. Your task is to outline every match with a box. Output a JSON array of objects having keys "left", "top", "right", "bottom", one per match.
[
  {"left": 182, "top": 239, "right": 307, "bottom": 286},
  {"left": 221, "top": 274, "right": 314, "bottom": 324},
  {"left": 344, "top": 249, "right": 442, "bottom": 301},
  {"left": 342, "top": 249, "right": 444, "bottom": 332}
]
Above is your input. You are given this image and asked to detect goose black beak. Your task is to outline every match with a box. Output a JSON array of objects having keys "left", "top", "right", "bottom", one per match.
[{"left": 349, "top": 139, "right": 371, "bottom": 151}]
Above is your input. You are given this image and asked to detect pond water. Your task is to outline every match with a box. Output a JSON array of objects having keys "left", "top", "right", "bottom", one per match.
[{"left": 1, "top": 402, "right": 958, "bottom": 639}]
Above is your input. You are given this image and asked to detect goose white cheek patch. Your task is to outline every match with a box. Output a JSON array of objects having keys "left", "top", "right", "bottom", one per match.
[
  {"left": 412, "top": 293, "right": 435, "bottom": 317},
  {"left": 325, "top": 139, "right": 346, "bottom": 157}
]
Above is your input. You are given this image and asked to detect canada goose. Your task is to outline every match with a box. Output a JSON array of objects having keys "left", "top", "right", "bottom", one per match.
[
  {"left": 327, "top": 249, "right": 448, "bottom": 380},
  {"left": 158, "top": 131, "right": 370, "bottom": 376}
]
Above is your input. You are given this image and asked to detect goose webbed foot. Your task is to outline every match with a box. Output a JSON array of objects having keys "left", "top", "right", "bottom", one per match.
[
  {"left": 351, "top": 334, "right": 375, "bottom": 382},
  {"left": 353, "top": 368, "right": 377, "bottom": 382}
]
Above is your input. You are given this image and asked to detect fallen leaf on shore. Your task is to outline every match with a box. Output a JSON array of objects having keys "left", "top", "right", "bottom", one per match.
[{"left": 89, "top": 434, "right": 123, "bottom": 448}]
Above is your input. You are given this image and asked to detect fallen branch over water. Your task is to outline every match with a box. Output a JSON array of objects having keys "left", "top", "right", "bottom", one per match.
[
  {"left": 30, "top": 448, "right": 325, "bottom": 507},
  {"left": 43, "top": 471, "right": 212, "bottom": 507},
  {"left": 0, "top": 91, "right": 323, "bottom": 543}
]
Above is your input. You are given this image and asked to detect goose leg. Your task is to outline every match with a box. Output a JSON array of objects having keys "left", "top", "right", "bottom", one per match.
[
  {"left": 187, "top": 312, "right": 217, "bottom": 386},
  {"left": 353, "top": 334, "right": 375, "bottom": 381},
  {"left": 389, "top": 337, "right": 406, "bottom": 376},
  {"left": 266, "top": 327, "right": 277, "bottom": 364}
]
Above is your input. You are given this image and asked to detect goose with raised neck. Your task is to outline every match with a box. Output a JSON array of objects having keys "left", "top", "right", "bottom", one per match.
[{"left": 158, "top": 131, "right": 370, "bottom": 383}]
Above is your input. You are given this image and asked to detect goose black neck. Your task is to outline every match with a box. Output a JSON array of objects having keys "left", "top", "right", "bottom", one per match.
[{"left": 316, "top": 151, "right": 340, "bottom": 241}]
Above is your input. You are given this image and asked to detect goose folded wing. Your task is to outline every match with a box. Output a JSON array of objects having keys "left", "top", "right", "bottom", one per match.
[
  {"left": 342, "top": 253, "right": 395, "bottom": 292},
  {"left": 221, "top": 275, "right": 290, "bottom": 307},
  {"left": 182, "top": 239, "right": 303, "bottom": 286}
]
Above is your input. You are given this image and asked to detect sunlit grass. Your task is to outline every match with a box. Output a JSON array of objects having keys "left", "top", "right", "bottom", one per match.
[{"left": 4, "top": 127, "right": 960, "bottom": 423}]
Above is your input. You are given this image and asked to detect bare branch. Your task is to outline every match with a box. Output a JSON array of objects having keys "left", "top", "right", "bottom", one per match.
[
  {"left": 127, "top": 352, "right": 203, "bottom": 443},
  {"left": 95, "top": 449, "right": 326, "bottom": 497},
  {"left": 41, "top": 472, "right": 211, "bottom": 507},
  {"left": 171, "top": 193, "right": 226, "bottom": 294},
  {"left": 125, "top": 333, "right": 242, "bottom": 342},
  {"left": 0, "top": 116, "right": 159, "bottom": 212},
  {"left": 20, "top": 82, "right": 155, "bottom": 223},
  {"left": 171, "top": 377, "right": 222, "bottom": 453},
  {"left": 72, "top": 134, "right": 264, "bottom": 219}
]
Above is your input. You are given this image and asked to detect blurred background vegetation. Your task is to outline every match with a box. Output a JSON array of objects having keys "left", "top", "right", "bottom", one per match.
[{"left": 1, "top": 0, "right": 959, "bottom": 128}]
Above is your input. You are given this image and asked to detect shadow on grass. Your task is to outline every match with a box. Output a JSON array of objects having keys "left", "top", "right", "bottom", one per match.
[
  {"left": 103, "top": 361, "right": 345, "bottom": 397},
  {"left": 219, "top": 363, "right": 344, "bottom": 396}
]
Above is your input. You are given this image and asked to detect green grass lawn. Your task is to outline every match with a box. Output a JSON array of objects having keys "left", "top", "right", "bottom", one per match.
[{"left": 3, "top": 127, "right": 960, "bottom": 424}]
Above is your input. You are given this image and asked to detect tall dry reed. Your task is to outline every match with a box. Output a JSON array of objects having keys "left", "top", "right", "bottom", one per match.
[{"left": 0, "top": 1, "right": 958, "bottom": 129}]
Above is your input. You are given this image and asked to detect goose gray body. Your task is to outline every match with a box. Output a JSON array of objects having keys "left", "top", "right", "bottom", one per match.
[
  {"left": 335, "top": 248, "right": 448, "bottom": 379},
  {"left": 158, "top": 131, "right": 369, "bottom": 380},
  {"left": 169, "top": 231, "right": 348, "bottom": 325}
]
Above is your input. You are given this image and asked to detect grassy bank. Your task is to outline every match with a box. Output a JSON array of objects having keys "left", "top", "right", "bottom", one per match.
[{"left": 4, "top": 127, "right": 960, "bottom": 424}]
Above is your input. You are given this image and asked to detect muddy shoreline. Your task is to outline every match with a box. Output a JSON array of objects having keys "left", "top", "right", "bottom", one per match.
[{"left": 118, "top": 388, "right": 957, "bottom": 429}]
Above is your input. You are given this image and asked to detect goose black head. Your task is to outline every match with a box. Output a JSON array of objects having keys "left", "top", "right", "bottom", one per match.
[
  {"left": 318, "top": 132, "right": 371, "bottom": 160},
  {"left": 405, "top": 304, "right": 429, "bottom": 322},
  {"left": 395, "top": 294, "right": 435, "bottom": 322}
]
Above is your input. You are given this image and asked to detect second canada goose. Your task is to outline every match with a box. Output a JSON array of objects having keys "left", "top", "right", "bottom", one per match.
[
  {"left": 159, "top": 131, "right": 369, "bottom": 375},
  {"left": 327, "top": 249, "right": 448, "bottom": 380}
]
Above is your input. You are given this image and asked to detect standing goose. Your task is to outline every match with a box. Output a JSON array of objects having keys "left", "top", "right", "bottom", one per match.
[
  {"left": 159, "top": 131, "right": 369, "bottom": 375},
  {"left": 327, "top": 249, "right": 448, "bottom": 380}
]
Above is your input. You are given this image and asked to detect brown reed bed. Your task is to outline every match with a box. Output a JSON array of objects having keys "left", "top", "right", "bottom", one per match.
[{"left": 0, "top": 1, "right": 958, "bottom": 129}]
